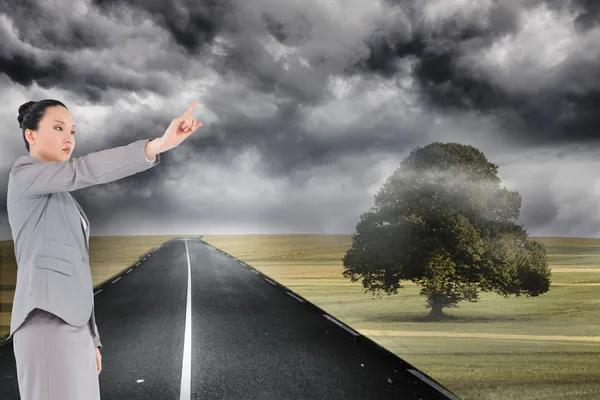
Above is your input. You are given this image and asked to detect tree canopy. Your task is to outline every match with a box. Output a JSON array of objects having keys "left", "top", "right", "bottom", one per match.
[{"left": 342, "top": 142, "right": 551, "bottom": 318}]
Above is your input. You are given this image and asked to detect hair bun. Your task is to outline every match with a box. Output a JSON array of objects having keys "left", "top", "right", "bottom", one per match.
[{"left": 17, "top": 101, "right": 37, "bottom": 125}]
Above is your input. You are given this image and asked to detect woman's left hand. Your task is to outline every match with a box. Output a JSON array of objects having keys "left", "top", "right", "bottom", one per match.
[{"left": 96, "top": 347, "right": 102, "bottom": 374}]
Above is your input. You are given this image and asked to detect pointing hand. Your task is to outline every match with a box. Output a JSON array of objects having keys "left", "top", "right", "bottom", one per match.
[{"left": 156, "top": 100, "right": 203, "bottom": 153}]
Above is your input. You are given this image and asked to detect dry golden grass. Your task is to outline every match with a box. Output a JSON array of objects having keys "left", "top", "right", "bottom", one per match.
[{"left": 532, "top": 237, "right": 600, "bottom": 246}]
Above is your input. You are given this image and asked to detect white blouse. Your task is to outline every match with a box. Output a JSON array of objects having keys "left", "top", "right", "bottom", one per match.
[{"left": 80, "top": 212, "right": 87, "bottom": 232}]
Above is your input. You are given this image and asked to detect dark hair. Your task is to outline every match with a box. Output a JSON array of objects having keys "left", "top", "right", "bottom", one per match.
[{"left": 18, "top": 99, "right": 68, "bottom": 152}]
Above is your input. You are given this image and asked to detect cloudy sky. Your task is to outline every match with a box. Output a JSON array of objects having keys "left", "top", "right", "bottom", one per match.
[{"left": 1, "top": 0, "right": 599, "bottom": 239}]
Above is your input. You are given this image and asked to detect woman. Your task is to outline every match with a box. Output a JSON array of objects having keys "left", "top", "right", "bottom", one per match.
[{"left": 6, "top": 98, "right": 202, "bottom": 399}]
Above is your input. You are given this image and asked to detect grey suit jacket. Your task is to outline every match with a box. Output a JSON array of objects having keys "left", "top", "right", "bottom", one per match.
[{"left": 6, "top": 138, "right": 161, "bottom": 349}]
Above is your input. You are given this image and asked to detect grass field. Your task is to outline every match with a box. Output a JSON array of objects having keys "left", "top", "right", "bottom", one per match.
[
  {"left": 2, "top": 234, "right": 600, "bottom": 399},
  {"left": 199, "top": 235, "right": 600, "bottom": 400}
]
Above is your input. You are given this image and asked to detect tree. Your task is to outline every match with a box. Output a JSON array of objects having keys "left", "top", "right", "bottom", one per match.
[{"left": 342, "top": 142, "right": 551, "bottom": 319}]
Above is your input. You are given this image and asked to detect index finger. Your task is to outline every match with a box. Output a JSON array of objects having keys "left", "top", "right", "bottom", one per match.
[{"left": 182, "top": 100, "right": 197, "bottom": 117}]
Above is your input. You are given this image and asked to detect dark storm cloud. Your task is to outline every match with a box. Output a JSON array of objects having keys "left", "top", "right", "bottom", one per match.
[
  {"left": 183, "top": 83, "right": 430, "bottom": 180},
  {"left": 573, "top": 0, "right": 600, "bottom": 30},
  {"left": 0, "top": 0, "right": 232, "bottom": 101},
  {"left": 0, "top": 0, "right": 110, "bottom": 51},
  {"left": 91, "top": 0, "right": 232, "bottom": 54},
  {"left": 212, "top": 36, "right": 331, "bottom": 106},
  {"left": 356, "top": 0, "right": 520, "bottom": 76},
  {"left": 0, "top": 35, "right": 168, "bottom": 102},
  {"left": 353, "top": 1, "right": 600, "bottom": 146},
  {"left": 1, "top": 0, "right": 599, "bottom": 238},
  {"left": 262, "top": 12, "right": 312, "bottom": 46}
]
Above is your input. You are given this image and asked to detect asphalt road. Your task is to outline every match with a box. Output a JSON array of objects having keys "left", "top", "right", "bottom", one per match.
[{"left": 0, "top": 237, "right": 460, "bottom": 399}]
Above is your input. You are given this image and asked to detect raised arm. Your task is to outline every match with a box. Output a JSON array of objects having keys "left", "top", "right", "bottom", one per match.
[
  {"left": 11, "top": 139, "right": 160, "bottom": 197},
  {"left": 12, "top": 99, "right": 203, "bottom": 197}
]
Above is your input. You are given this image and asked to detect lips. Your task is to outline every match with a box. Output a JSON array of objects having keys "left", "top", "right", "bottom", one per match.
[{"left": 63, "top": 148, "right": 71, "bottom": 153}]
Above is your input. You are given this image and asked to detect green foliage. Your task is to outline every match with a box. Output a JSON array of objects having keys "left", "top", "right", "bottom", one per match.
[{"left": 342, "top": 142, "right": 552, "bottom": 318}]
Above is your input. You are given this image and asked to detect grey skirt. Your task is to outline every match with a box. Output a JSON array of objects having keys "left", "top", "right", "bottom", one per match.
[{"left": 12, "top": 308, "right": 101, "bottom": 400}]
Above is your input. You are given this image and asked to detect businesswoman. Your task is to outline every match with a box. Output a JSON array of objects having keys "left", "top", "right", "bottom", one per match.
[{"left": 6, "top": 98, "right": 202, "bottom": 399}]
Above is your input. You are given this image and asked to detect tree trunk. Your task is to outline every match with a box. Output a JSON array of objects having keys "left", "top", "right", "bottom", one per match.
[{"left": 429, "top": 302, "right": 445, "bottom": 319}]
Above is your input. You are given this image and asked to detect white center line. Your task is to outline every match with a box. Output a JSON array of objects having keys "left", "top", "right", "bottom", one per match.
[{"left": 180, "top": 239, "right": 192, "bottom": 399}]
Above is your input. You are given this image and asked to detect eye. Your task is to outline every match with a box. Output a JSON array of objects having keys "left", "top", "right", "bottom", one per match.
[{"left": 55, "top": 126, "right": 76, "bottom": 135}]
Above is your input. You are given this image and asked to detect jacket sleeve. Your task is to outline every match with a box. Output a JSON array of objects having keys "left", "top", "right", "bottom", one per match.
[
  {"left": 11, "top": 139, "right": 160, "bottom": 197},
  {"left": 91, "top": 306, "right": 102, "bottom": 350}
]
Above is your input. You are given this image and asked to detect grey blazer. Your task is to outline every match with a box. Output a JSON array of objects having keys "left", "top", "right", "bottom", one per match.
[{"left": 6, "top": 138, "right": 161, "bottom": 349}]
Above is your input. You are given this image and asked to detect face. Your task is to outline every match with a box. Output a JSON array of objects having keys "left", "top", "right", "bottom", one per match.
[{"left": 26, "top": 106, "right": 76, "bottom": 163}]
